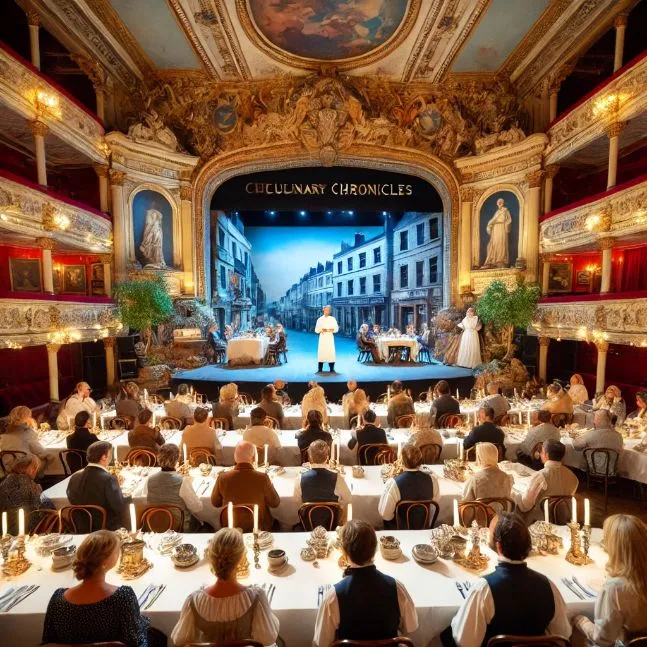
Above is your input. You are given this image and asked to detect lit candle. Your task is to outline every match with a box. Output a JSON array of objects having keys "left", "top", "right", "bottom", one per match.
[
  {"left": 18, "top": 508, "right": 25, "bottom": 536},
  {"left": 92, "top": 411, "right": 97, "bottom": 428},
  {"left": 253, "top": 504, "right": 259, "bottom": 533},
  {"left": 151, "top": 411, "right": 156, "bottom": 427},
  {"left": 129, "top": 503, "right": 137, "bottom": 534},
  {"left": 228, "top": 502, "right": 234, "bottom": 528},
  {"left": 67, "top": 416, "right": 72, "bottom": 431},
  {"left": 183, "top": 444, "right": 188, "bottom": 463},
  {"left": 459, "top": 439, "right": 464, "bottom": 461},
  {"left": 584, "top": 498, "right": 590, "bottom": 527},
  {"left": 514, "top": 388, "right": 518, "bottom": 399},
  {"left": 572, "top": 497, "right": 577, "bottom": 523},
  {"left": 453, "top": 500, "right": 459, "bottom": 528},
  {"left": 456, "top": 388, "right": 460, "bottom": 399},
  {"left": 527, "top": 410, "right": 531, "bottom": 427},
  {"left": 264, "top": 443, "right": 269, "bottom": 467},
  {"left": 100, "top": 414, "right": 104, "bottom": 430},
  {"left": 1, "top": 511, "right": 7, "bottom": 536},
  {"left": 112, "top": 442, "right": 118, "bottom": 464},
  {"left": 544, "top": 500, "right": 549, "bottom": 524},
  {"left": 397, "top": 440, "right": 402, "bottom": 460},
  {"left": 387, "top": 385, "right": 391, "bottom": 402},
  {"left": 347, "top": 503, "right": 352, "bottom": 522}
]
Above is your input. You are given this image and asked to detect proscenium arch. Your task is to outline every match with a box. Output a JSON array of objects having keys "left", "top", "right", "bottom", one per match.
[{"left": 192, "top": 144, "right": 461, "bottom": 309}]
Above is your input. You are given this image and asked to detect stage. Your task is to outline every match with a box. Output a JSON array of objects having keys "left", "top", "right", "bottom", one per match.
[{"left": 172, "top": 330, "right": 474, "bottom": 401}]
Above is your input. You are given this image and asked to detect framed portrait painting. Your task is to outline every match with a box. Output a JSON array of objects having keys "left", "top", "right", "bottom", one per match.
[
  {"left": 62, "top": 265, "right": 87, "bottom": 295},
  {"left": 9, "top": 257, "right": 42, "bottom": 292},
  {"left": 90, "top": 262, "right": 105, "bottom": 296},
  {"left": 547, "top": 262, "right": 573, "bottom": 293},
  {"left": 576, "top": 270, "right": 591, "bottom": 286}
]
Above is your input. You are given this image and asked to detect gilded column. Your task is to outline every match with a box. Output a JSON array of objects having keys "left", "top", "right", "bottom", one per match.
[
  {"left": 94, "top": 164, "right": 109, "bottom": 212},
  {"left": 459, "top": 187, "right": 473, "bottom": 294},
  {"left": 103, "top": 337, "right": 116, "bottom": 386},
  {"left": 541, "top": 254, "right": 551, "bottom": 295},
  {"left": 100, "top": 254, "right": 113, "bottom": 297},
  {"left": 26, "top": 10, "right": 41, "bottom": 69},
  {"left": 37, "top": 236, "right": 55, "bottom": 294},
  {"left": 543, "top": 165, "right": 559, "bottom": 214},
  {"left": 525, "top": 170, "right": 545, "bottom": 282},
  {"left": 595, "top": 340, "right": 609, "bottom": 395},
  {"left": 94, "top": 83, "right": 106, "bottom": 123},
  {"left": 180, "top": 183, "right": 195, "bottom": 295},
  {"left": 606, "top": 122, "right": 626, "bottom": 189},
  {"left": 29, "top": 120, "right": 48, "bottom": 187},
  {"left": 600, "top": 237, "right": 616, "bottom": 294},
  {"left": 109, "top": 169, "right": 127, "bottom": 280},
  {"left": 538, "top": 336, "right": 550, "bottom": 383},
  {"left": 46, "top": 342, "right": 61, "bottom": 401},
  {"left": 613, "top": 13, "right": 628, "bottom": 72},
  {"left": 549, "top": 85, "right": 559, "bottom": 124}
]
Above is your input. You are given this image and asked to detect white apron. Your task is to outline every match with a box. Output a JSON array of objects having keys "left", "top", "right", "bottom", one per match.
[{"left": 315, "top": 315, "right": 338, "bottom": 362}]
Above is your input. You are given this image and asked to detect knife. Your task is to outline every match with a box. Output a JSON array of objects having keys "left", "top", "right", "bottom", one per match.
[
  {"left": 572, "top": 576, "right": 597, "bottom": 598},
  {"left": 145, "top": 584, "right": 166, "bottom": 610},
  {"left": 137, "top": 584, "right": 155, "bottom": 608},
  {"left": 3, "top": 585, "right": 39, "bottom": 612},
  {"left": 561, "top": 577, "right": 584, "bottom": 600},
  {"left": 0, "top": 587, "right": 21, "bottom": 611}
]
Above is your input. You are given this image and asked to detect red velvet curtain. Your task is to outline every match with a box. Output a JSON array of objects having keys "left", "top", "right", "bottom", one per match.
[{"left": 620, "top": 247, "right": 647, "bottom": 291}]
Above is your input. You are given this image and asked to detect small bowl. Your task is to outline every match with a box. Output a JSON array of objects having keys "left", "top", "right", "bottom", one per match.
[
  {"left": 352, "top": 466, "right": 365, "bottom": 478},
  {"left": 268, "top": 548, "right": 286, "bottom": 568},
  {"left": 300, "top": 546, "right": 316, "bottom": 561},
  {"left": 380, "top": 545, "right": 402, "bottom": 561},
  {"left": 199, "top": 463, "right": 211, "bottom": 476},
  {"left": 379, "top": 535, "right": 400, "bottom": 549}
]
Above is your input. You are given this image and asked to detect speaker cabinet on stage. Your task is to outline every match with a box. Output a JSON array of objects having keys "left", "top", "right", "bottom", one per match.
[
  {"left": 519, "top": 334, "right": 538, "bottom": 377},
  {"left": 81, "top": 341, "right": 107, "bottom": 394}
]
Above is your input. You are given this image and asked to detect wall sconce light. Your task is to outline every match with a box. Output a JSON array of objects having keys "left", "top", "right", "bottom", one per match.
[{"left": 34, "top": 89, "right": 60, "bottom": 118}]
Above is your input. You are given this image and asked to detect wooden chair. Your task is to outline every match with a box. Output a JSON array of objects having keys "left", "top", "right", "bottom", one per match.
[
  {"left": 125, "top": 448, "right": 157, "bottom": 467},
  {"left": 358, "top": 443, "right": 392, "bottom": 466},
  {"left": 238, "top": 392, "right": 254, "bottom": 406},
  {"left": 550, "top": 413, "right": 574, "bottom": 428},
  {"left": 583, "top": 447, "right": 620, "bottom": 513},
  {"left": 189, "top": 447, "right": 218, "bottom": 467},
  {"left": 375, "top": 393, "right": 389, "bottom": 404},
  {"left": 59, "top": 449, "right": 87, "bottom": 476},
  {"left": 159, "top": 416, "right": 182, "bottom": 430},
  {"left": 210, "top": 417, "right": 228, "bottom": 430},
  {"left": 395, "top": 499, "right": 440, "bottom": 530},
  {"left": 396, "top": 414, "right": 416, "bottom": 428},
  {"left": 0, "top": 449, "right": 26, "bottom": 475},
  {"left": 418, "top": 443, "right": 442, "bottom": 464},
  {"left": 182, "top": 641, "right": 263, "bottom": 647},
  {"left": 417, "top": 345, "right": 431, "bottom": 363},
  {"left": 139, "top": 505, "right": 185, "bottom": 532},
  {"left": 537, "top": 495, "right": 574, "bottom": 525},
  {"left": 109, "top": 415, "right": 134, "bottom": 430},
  {"left": 478, "top": 496, "right": 516, "bottom": 515},
  {"left": 626, "top": 638, "right": 647, "bottom": 647},
  {"left": 349, "top": 415, "right": 360, "bottom": 430},
  {"left": 264, "top": 416, "right": 280, "bottom": 429},
  {"left": 437, "top": 413, "right": 463, "bottom": 429},
  {"left": 219, "top": 504, "right": 255, "bottom": 533},
  {"left": 30, "top": 508, "right": 62, "bottom": 535},
  {"left": 60, "top": 504, "right": 107, "bottom": 533},
  {"left": 146, "top": 394, "right": 165, "bottom": 405},
  {"left": 374, "top": 446, "right": 397, "bottom": 465},
  {"left": 331, "top": 638, "right": 414, "bottom": 647},
  {"left": 297, "top": 502, "right": 342, "bottom": 531},
  {"left": 299, "top": 446, "right": 310, "bottom": 465},
  {"left": 254, "top": 445, "right": 272, "bottom": 468},
  {"left": 458, "top": 500, "right": 497, "bottom": 527},
  {"left": 487, "top": 635, "right": 570, "bottom": 647}
]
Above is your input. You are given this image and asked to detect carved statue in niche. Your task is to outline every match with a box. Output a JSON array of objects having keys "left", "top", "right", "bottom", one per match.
[
  {"left": 128, "top": 105, "right": 180, "bottom": 152},
  {"left": 139, "top": 209, "right": 166, "bottom": 269},
  {"left": 482, "top": 198, "right": 512, "bottom": 268}
]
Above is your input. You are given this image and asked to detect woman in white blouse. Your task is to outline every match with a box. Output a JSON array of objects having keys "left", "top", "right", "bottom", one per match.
[
  {"left": 170, "top": 528, "right": 279, "bottom": 646},
  {"left": 56, "top": 382, "right": 99, "bottom": 430},
  {"left": 572, "top": 514, "right": 647, "bottom": 647},
  {"left": 461, "top": 442, "right": 513, "bottom": 503},
  {"left": 568, "top": 374, "right": 589, "bottom": 405}
]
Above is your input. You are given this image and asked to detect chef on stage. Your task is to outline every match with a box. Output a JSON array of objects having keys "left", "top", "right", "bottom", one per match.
[{"left": 314, "top": 304, "right": 339, "bottom": 373}]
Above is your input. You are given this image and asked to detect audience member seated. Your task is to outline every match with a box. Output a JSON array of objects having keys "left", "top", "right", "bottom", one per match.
[
  {"left": 67, "top": 441, "right": 131, "bottom": 530},
  {"left": 409, "top": 423, "right": 444, "bottom": 451},
  {"left": 0, "top": 405, "right": 53, "bottom": 474},
  {"left": 573, "top": 410, "right": 624, "bottom": 455},
  {"left": 56, "top": 381, "right": 99, "bottom": 430},
  {"left": 593, "top": 385, "right": 627, "bottom": 425},
  {"left": 296, "top": 410, "right": 332, "bottom": 452},
  {"left": 301, "top": 382, "right": 329, "bottom": 427},
  {"left": 429, "top": 380, "right": 460, "bottom": 427},
  {"left": 128, "top": 409, "right": 165, "bottom": 452},
  {"left": 273, "top": 379, "right": 291, "bottom": 406},
  {"left": 342, "top": 379, "right": 358, "bottom": 420},
  {"left": 66, "top": 411, "right": 97, "bottom": 453},
  {"left": 441, "top": 512, "right": 570, "bottom": 647},
  {"left": 0, "top": 454, "right": 55, "bottom": 534},
  {"left": 463, "top": 407, "right": 504, "bottom": 454},
  {"left": 164, "top": 383, "right": 193, "bottom": 426},
  {"left": 170, "top": 527, "right": 279, "bottom": 646},
  {"left": 542, "top": 383, "right": 574, "bottom": 415},
  {"left": 116, "top": 381, "right": 143, "bottom": 419},
  {"left": 313, "top": 519, "right": 418, "bottom": 646},
  {"left": 358, "top": 324, "right": 381, "bottom": 362},
  {"left": 571, "top": 514, "right": 647, "bottom": 647},
  {"left": 242, "top": 407, "right": 281, "bottom": 451},
  {"left": 515, "top": 440, "right": 579, "bottom": 522},
  {"left": 482, "top": 382, "right": 510, "bottom": 421},
  {"left": 516, "top": 410, "right": 560, "bottom": 470},
  {"left": 347, "top": 388, "right": 370, "bottom": 427},
  {"left": 462, "top": 442, "right": 513, "bottom": 504},
  {"left": 181, "top": 407, "right": 223, "bottom": 462},
  {"left": 42, "top": 530, "right": 153, "bottom": 647},
  {"left": 268, "top": 323, "right": 287, "bottom": 356},
  {"left": 628, "top": 390, "right": 647, "bottom": 420},
  {"left": 568, "top": 373, "right": 589, "bottom": 405},
  {"left": 378, "top": 443, "right": 439, "bottom": 529},
  {"left": 145, "top": 444, "right": 202, "bottom": 532},
  {"left": 212, "top": 382, "right": 240, "bottom": 430},
  {"left": 347, "top": 409, "right": 388, "bottom": 456},
  {"left": 387, "top": 380, "right": 415, "bottom": 427},
  {"left": 211, "top": 441, "right": 280, "bottom": 531},
  {"left": 259, "top": 384, "right": 285, "bottom": 428}
]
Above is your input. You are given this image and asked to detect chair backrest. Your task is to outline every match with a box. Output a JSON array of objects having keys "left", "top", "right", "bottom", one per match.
[
  {"left": 331, "top": 638, "right": 415, "bottom": 647},
  {"left": 487, "top": 635, "right": 570, "bottom": 647},
  {"left": 626, "top": 637, "right": 647, "bottom": 647},
  {"left": 583, "top": 447, "right": 620, "bottom": 477},
  {"left": 181, "top": 641, "right": 263, "bottom": 647},
  {"left": 238, "top": 392, "right": 254, "bottom": 406},
  {"left": 159, "top": 416, "right": 182, "bottom": 430},
  {"left": 538, "top": 495, "right": 575, "bottom": 525},
  {"left": 189, "top": 447, "right": 218, "bottom": 467},
  {"left": 210, "top": 417, "right": 228, "bottom": 430},
  {"left": 109, "top": 416, "right": 134, "bottom": 430},
  {"left": 0, "top": 449, "right": 27, "bottom": 475},
  {"left": 550, "top": 413, "right": 573, "bottom": 428},
  {"left": 264, "top": 416, "right": 279, "bottom": 430},
  {"left": 61, "top": 504, "right": 107, "bottom": 533},
  {"left": 298, "top": 502, "right": 342, "bottom": 531},
  {"left": 218, "top": 504, "right": 255, "bottom": 533},
  {"left": 147, "top": 394, "right": 165, "bottom": 404},
  {"left": 437, "top": 413, "right": 463, "bottom": 429},
  {"left": 418, "top": 443, "right": 442, "bottom": 464},
  {"left": 395, "top": 499, "right": 439, "bottom": 530},
  {"left": 300, "top": 446, "right": 310, "bottom": 465},
  {"left": 358, "top": 443, "right": 392, "bottom": 466},
  {"left": 59, "top": 449, "right": 87, "bottom": 476},
  {"left": 478, "top": 497, "right": 516, "bottom": 515},
  {"left": 125, "top": 448, "right": 158, "bottom": 467},
  {"left": 459, "top": 500, "right": 497, "bottom": 527},
  {"left": 348, "top": 415, "right": 359, "bottom": 430},
  {"left": 30, "top": 508, "right": 62, "bottom": 535},
  {"left": 375, "top": 393, "right": 389, "bottom": 404},
  {"left": 254, "top": 446, "right": 271, "bottom": 468},
  {"left": 396, "top": 414, "right": 416, "bottom": 428},
  {"left": 139, "top": 505, "right": 184, "bottom": 532}
]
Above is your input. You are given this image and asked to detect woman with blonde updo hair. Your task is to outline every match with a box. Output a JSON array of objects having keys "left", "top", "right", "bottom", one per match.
[
  {"left": 170, "top": 528, "right": 279, "bottom": 646},
  {"left": 572, "top": 514, "right": 647, "bottom": 646},
  {"left": 42, "top": 530, "right": 152, "bottom": 647},
  {"left": 0, "top": 405, "right": 52, "bottom": 473},
  {"left": 301, "top": 382, "right": 329, "bottom": 427},
  {"left": 212, "top": 382, "right": 240, "bottom": 430},
  {"left": 347, "top": 388, "right": 370, "bottom": 427}
]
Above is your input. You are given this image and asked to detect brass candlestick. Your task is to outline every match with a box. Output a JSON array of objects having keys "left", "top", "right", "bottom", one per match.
[
  {"left": 565, "top": 521, "right": 593, "bottom": 566},
  {"left": 2, "top": 537, "right": 32, "bottom": 576},
  {"left": 443, "top": 458, "right": 471, "bottom": 482},
  {"left": 252, "top": 531, "right": 261, "bottom": 569},
  {"left": 116, "top": 538, "right": 152, "bottom": 579},
  {"left": 529, "top": 521, "right": 563, "bottom": 555},
  {"left": 177, "top": 460, "right": 191, "bottom": 476},
  {"left": 454, "top": 521, "right": 489, "bottom": 571}
]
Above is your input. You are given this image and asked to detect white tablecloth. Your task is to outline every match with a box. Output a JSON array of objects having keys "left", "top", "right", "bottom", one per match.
[
  {"left": 0, "top": 527, "right": 604, "bottom": 647},
  {"left": 376, "top": 337, "right": 419, "bottom": 362},
  {"left": 227, "top": 336, "right": 269, "bottom": 365}
]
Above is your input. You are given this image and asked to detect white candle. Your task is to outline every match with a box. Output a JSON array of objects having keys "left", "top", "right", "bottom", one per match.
[
  {"left": 584, "top": 498, "right": 590, "bottom": 526},
  {"left": 387, "top": 386, "right": 391, "bottom": 402},
  {"left": 151, "top": 411, "right": 156, "bottom": 428},
  {"left": 253, "top": 504, "right": 259, "bottom": 533},
  {"left": 92, "top": 411, "right": 97, "bottom": 428},
  {"left": 18, "top": 508, "right": 25, "bottom": 536},
  {"left": 100, "top": 414, "right": 104, "bottom": 430},
  {"left": 544, "top": 500, "right": 549, "bottom": 524},
  {"left": 527, "top": 410, "right": 531, "bottom": 427},
  {"left": 67, "top": 416, "right": 72, "bottom": 431},
  {"left": 183, "top": 444, "right": 188, "bottom": 463},
  {"left": 129, "top": 503, "right": 137, "bottom": 533},
  {"left": 337, "top": 438, "right": 341, "bottom": 463},
  {"left": 347, "top": 503, "right": 352, "bottom": 522},
  {"left": 264, "top": 444, "right": 269, "bottom": 467},
  {"left": 453, "top": 500, "right": 459, "bottom": 528},
  {"left": 572, "top": 497, "right": 577, "bottom": 523},
  {"left": 1, "top": 511, "right": 7, "bottom": 536},
  {"left": 112, "top": 442, "right": 118, "bottom": 464},
  {"left": 459, "top": 439, "right": 464, "bottom": 461},
  {"left": 514, "top": 388, "right": 518, "bottom": 398},
  {"left": 397, "top": 440, "right": 402, "bottom": 460},
  {"left": 456, "top": 388, "right": 460, "bottom": 399},
  {"left": 228, "top": 502, "right": 234, "bottom": 528},
  {"left": 144, "top": 388, "right": 148, "bottom": 399}
]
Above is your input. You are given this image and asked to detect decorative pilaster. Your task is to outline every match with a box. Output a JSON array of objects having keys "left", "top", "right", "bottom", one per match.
[
  {"left": 599, "top": 236, "right": 616, "bottom": 294},
  {"left": 45, "top": 342, "right": 61, "bottom": 401},
  {"left": 179, "top": 183, "right": 195, "bottom": 295},
  {"left": 606, "top": 122, "right": 626, "bottom": 189},
  {"left": 595, "top": 340, "right": 610, "bottom": 395},
  {"left": 459, "top": 186, "right": 473, "bottom": 293},
  {"left": 94, "top": 164, "right": 109, "bottom": 212},
  {"left": 538, "top": 336, "right": 550, "bottom": 382},
  {"left": 525, "top": 170, "right": 545, "bottom": 282},
  {"left": 543, "top": 165, "right": 560, "bottom": 214},
  {"left": 37, "top": 236, "right": 56, "bottom": 294},
  {"left": 29, "top": 120, "right": 48, "bottom": 187},
  {"left": 71, "top": 54, "right": 108, "bottom": 123},
  {"left": 109, "top": 170, "right": 127, "bottom": 279},
  {"left": 613, "top": 13, "right": 628, "bottom": 72},
  {"left": 99, "top": 253, "right": 113, "bottom": 297},
  {"left": 541, "top": 254, "right": 551, "bottom": 295},
  {"left": 103, "top": 336, "right": 116, "bottom": 385},
  {"left": 26, "top": 10, "right": 40, "bottom": 69}
]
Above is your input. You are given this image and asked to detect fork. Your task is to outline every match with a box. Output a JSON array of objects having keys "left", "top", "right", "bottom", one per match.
[
  {"left": 455, "top": 581, "right": 466, "bottom": 599},
  {"left": 3, "top": 585, "right": 39, "bottom": 612}
]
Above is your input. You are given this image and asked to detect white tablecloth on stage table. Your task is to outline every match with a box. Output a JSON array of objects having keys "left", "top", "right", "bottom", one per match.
[
  {"left": 376, "top": 336, "right": 419, "bottom": 362},
  {"left": 227, "top": 336, "right": 269, "bottom": 365},
  {"left": 1, "top": 527, "right": 604, "bottom": 647}
]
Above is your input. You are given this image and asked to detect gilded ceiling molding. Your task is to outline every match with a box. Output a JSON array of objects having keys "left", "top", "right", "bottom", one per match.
[{"left": 401, "top": 0, "right": 446, "bottom": 82}]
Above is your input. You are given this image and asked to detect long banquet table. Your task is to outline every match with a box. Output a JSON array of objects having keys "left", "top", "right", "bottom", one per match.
[
  {"left": 1, "top": 527, "right": 605, "bottom": 647},
  {"left": 227, "top": 336, "right": 270, "bottom": 365}
]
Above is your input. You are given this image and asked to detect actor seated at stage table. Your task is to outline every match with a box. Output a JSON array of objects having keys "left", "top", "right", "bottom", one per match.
[
  {"left": 516, "top": 410, "right": 560, "bottom": 470},
  {"left": 347, "top": 388, "right": 370, "bottom": 427},
  {"left": 301, "top": 382, "right": 329, "bottom": 427},
  {"left": 628, "top": 390, "right": 647, "bottom": 420},
  {"left": 211, "top": 441, "right": 280, "bottom": 532},
  {"left": 66, "top": 411, "right": 97, "bottom": 453},
  {"left": 441, "top": 512, "right": 570, "bottom": 647},
  {"left": 181, "top": 406, "right": 223, "bottom": 461},
  {"left": 571, "top": 514, "right": 647, "bottom": 647},
  {"left": 211, "top": 382, "right": 240, "bottom": 430},
  {"left": 378, "top": 443, "right": 439, "bottom": 529},
  {"left": 259, "top": 384, "right": 285, "bottom": 428},
  {"left": 296, "top": 410, "right": 332, "bottom": 452},
  {"left": 515, "top": 440, "right": 579, "bottom": 522},
  {"left": 347, "top": 409, "right": 387, "bottom": 456},
  {"left": 462, "top": 407, "right": 505, "bottom": 454},
  {"left": 462, "top": 443, "right": 513, "bottom": 504},
  {"left": 242, "top": 407, "right": 281, "bottom": 451},
  {"left": 116, "top": 381, "right": 143, "bottom": 419},
  {"left": 128, "top": 409, "right": 165, "bottom": 453},
  {"left": 165, "top": 383, "right": 194, "bottom": 426},
  {"left": 482, "top": 382, "right": 510, "bottom": 421},
  {"left": 358, "top": 323, "right": 382, "bottom": 362},
  {"left": 593, "top": 384, "right": 627, "bottom": 425},
  {"left": 56, "top": 381, "right": 100, "bottom": 430},
  {"left": 542, "top": 383, "right": 574, "bottom": 415},
  {"left": 0, "top": 405, "right": 53, "bottom": 475},
  {"left": 313, "top": 519, "right": 418, "bottom": 647},
  {"left": 67, "top": 441, "right": 132, "bottom": 531},
  {"left": 342, "top": 379, "right": 358, "bottom": 418},
  {"left": 208, "top": 323, "right": 227, "bottom": 359},
  {"left": 387, "top": 380, "right": 415, "bottom": 427},
  {"left": 573, "top": 409, "right": 624, "bottom": 455},
  {"left": 568, "top": 373, "right": 589, "bottom": 405},
  {"left": 429, "top": 380, "right": 460, "bottom": 427}
]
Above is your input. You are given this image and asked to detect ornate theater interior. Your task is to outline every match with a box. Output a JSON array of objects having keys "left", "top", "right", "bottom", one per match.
[{"left": 0, "top": 1, "right": 646, "bottom": 646}]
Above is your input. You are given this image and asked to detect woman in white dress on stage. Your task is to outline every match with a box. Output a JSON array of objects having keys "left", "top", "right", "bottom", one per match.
[{"left": 455, "top": 307, "right": 482, "bottom": 369}]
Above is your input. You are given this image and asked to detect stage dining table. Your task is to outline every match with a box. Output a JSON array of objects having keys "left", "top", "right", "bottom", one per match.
[
  {"left": 226, "top": 335, "right": 270, "bottom": 365},
  {"left": 1, "top": 526, "right": 605, "bottom": 647},
  {"left": 376, "top": 336, "right": 419, "bottom": 362}
]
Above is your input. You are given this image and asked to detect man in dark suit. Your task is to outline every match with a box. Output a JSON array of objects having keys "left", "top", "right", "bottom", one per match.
[
  {"left": 348, "top": 409, "right": 388, "bottom": 463},
  {"left": 386, "top": 380, "right": 414, "bottom": 427},
  {"left": 296, "top": 409, "right": 332, "bottom": 452},
  {"left": 463, "top": 406, "right": 505, "bottom": 455},
  {"left": 66, "top": 441, "right": 131, "bottom": 531},
  {"left": 430, "top": 380, "right": 461, "bottom": 427},
  {"left": 211, "top": 440, "right": 280, "bottom": 531}
]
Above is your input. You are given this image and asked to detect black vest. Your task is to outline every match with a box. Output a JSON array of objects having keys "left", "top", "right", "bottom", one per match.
[
  {"left": 394, "top": 470, "right": 435, "bottom": 528},
  {"left": 300, "top": 468, "right": 338, "bottom": 502},
  {"left": 335, "top": 566, "right": 400, "bottom": 641},
  {"left": 483, "top": 562, "right": 555, "bottom": 646}
]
